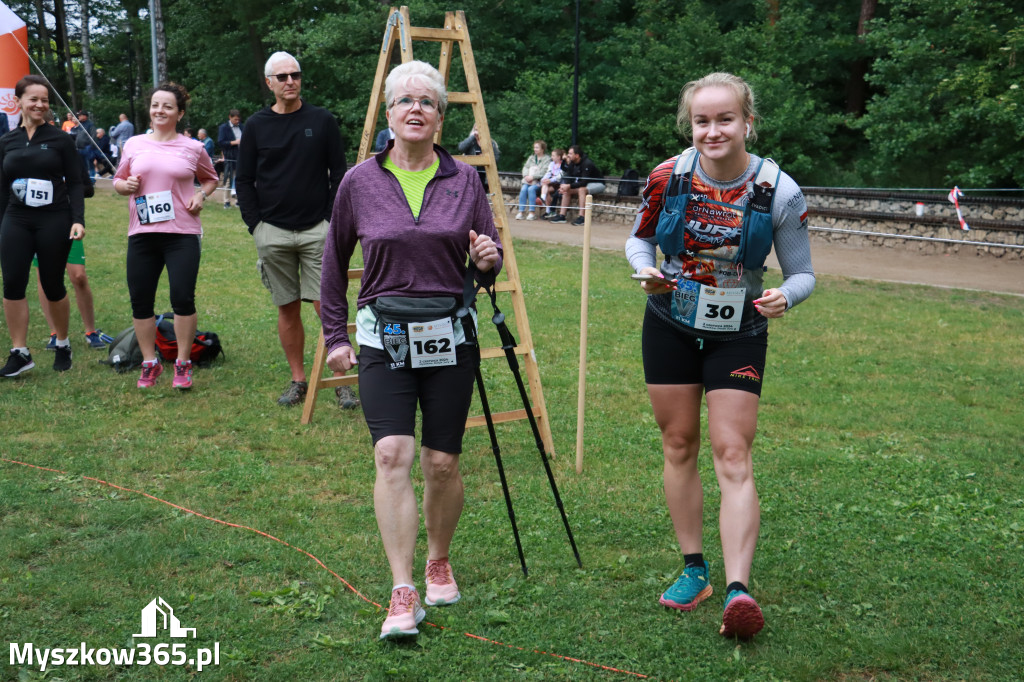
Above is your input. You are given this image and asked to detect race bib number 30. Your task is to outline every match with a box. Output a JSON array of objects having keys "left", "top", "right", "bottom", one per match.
[{"left": 671, "top": 280, "right": 745, "bottom": 332}]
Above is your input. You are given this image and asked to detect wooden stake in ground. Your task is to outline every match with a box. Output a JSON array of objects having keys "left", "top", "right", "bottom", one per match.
[{"left": 576, "top": 195, "right": 593, "bottom": 473}]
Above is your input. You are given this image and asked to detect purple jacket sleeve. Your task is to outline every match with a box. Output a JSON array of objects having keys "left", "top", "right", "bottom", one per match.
[
  {"left": 469, "top": 173, "right": 503, "bottom": 282},
  {"left": 321, "top": 176, "right": 358, "bottom": 353}
]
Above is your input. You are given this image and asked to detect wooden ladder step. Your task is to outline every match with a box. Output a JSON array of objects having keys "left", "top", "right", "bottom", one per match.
[
  {"left": 408, "top": 26, "right": 465, "bottom": 41},
  {"left": 447, "top": 92, "right": 479, "bottom": 105},
  {"left": 465, "top": 407, "right": 543, "bottom": 429}
]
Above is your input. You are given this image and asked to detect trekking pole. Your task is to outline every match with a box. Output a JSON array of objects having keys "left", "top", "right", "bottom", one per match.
[
  {"left": 458, "top": 279, "right": 529, "bottom": 577},
  {"left": 482, "top": 284, "right": 583, "bottom": 569}
]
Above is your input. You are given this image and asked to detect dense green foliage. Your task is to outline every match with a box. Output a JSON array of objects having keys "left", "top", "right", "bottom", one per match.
[{"left": 7, "top": 0, "right": 1023, "bottom": 187}]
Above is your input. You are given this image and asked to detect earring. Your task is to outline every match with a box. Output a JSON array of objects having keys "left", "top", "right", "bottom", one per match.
[{"left": 745, "top": 123, "right": 751, "bottom": 138}]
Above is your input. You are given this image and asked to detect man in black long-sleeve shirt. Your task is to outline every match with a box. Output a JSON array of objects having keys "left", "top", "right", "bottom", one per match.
[
  {"left": 236, "top": 50, "right": 354, "bottom": 408},
  {"left": 552, "top": 145, "right": 605, "bottom": 226}
]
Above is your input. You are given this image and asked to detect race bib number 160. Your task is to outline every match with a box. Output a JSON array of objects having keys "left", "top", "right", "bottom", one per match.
[{"left": 144, "top": 190, "right": 175, "bottom": 223}]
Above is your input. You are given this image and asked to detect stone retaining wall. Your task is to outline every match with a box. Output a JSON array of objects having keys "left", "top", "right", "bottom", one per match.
[
  {"left": 807, "top": 193, "right": 1024, "bottom": 223},
  {"left": 805, "top": 216, "right": 1024, "bottom": 259},
  {"left": 802, "top": 193, "right": 1024, "bottom": 260}
]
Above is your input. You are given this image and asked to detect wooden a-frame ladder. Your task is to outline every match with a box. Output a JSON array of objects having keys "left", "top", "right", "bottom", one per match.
[{"left": 300, "top": 6, "right": 555, "bottom": 456}]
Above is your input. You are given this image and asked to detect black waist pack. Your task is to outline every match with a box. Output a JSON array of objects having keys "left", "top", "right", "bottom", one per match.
[{"left": 371, "top": 296, "right": 459, "bottom": 370}]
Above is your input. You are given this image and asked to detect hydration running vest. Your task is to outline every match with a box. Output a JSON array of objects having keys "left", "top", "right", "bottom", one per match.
[{"left": 655, "top": 147, "right": 781, "bottom": 271}]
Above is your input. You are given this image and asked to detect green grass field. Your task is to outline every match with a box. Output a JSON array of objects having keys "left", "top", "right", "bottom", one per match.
[{"left": 2, "top": 190, "right": 1023, "bottom": 681}]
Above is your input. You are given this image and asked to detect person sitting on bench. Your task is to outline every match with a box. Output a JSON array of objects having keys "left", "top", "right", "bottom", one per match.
[{"left": 550, "top": 145, "right": 604, "bottom": 225}]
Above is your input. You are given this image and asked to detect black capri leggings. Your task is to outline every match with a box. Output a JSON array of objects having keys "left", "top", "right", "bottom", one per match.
[
  {"left": 0, "top": 207, "right": 73, "bottom": 302},
  {"left": 357, "top": 344, "right": 477, "bottom": 454},
  {"left": 126, "top": 232, "right": 202, "bottom": 319}
]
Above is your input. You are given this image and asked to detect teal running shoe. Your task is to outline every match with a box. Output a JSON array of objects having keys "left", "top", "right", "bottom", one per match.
[
  {"left": 720, "top": 590, "right": 764, "bottom": 639},
  {"left": 659, "top": 560, "right": 712, "bottom": 611}
]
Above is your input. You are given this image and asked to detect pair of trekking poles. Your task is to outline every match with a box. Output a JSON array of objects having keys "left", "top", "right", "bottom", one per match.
[{"left": 458, "top": 265, "right": 582, "bottom": 577}]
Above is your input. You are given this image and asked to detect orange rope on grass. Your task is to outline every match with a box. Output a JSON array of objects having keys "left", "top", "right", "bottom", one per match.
[{"left": 1, "top": 457, "right": 648, "bottom": 679}]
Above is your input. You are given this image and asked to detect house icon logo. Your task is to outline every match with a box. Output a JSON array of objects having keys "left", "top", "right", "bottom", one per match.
[{"left": 133, "top": 597, "right": 196, "bottom": 639}]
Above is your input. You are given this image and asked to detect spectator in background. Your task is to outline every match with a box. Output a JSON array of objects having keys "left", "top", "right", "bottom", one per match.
[
  {"left": 218, "top": 109, "right": 243, "bottom": 208},
  {"left": 35, "top": 255, "right": 109, "bottom": 351},
  {"left": 93, "top": 128, "right": 113, "bottom": 177},
  {"left": 539, "top": 147, "right": 565, "bottom": 219},
  {"left": 0, "top": 114, "right": 8, "bottom": 135},
  {"left": 551, "top": 144, "right": 604, "bottom": 225},
  {"left": 374, "top": 126, "right": 394, "bottom": 152},
  {"left": 33, "top": 129, "right": 108, "bottom": 352},
  {"left": 74, "top": 110, "right": 97, "bottom": 184},
  {"left": 515, "top": 140, "right": 550, "bottom": 221},
  {"left": 236, "top": 51, "right": 353, "bottom": 409},
  {"left": 109, "top": 113, "right": 135, "bottom": 157},
  {"left": 457, "top": 124, "right": 499, "bottom": 191},
  {"left": 61, "top": 112, "right": 77, "bottom": 133},
  {"left": 197, "top": 129, "right": 215, "bottom": 161}
]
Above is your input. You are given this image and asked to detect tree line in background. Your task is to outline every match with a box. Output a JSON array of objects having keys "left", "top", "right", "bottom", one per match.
[{"left": 8, "top": 0, "right": 1023, "bottom": 189}]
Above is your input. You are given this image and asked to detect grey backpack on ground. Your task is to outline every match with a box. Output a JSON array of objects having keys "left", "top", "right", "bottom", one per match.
[{"left": 100, "top": 326, "right": 143, "bottom": 373}]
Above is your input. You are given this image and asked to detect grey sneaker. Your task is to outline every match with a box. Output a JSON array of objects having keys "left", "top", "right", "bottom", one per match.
[
  {"left": 278, "top": 380, "right": 308, "bottom": 406},
  {"left": 335, "top": 385, "right": 360, "bottom": 410}
]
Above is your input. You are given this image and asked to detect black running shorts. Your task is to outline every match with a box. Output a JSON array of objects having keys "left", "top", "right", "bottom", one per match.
[
  {"left": 642, "top": 308, "right": 768, "bottom": 395},
  {"left": 358, "top": 344, "right": 476, "bottom": 454}
]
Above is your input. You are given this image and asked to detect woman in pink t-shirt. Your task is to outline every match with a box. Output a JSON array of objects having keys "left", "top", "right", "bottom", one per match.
[{"left": 113, "top": 82, "right": 218, "bottom": 390}]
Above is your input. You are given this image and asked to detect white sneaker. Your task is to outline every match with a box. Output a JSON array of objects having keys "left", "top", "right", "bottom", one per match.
[
  {"left": 514, "top": 212, "right": 524, "bottom": 220},
  {"left": 526, "top": 212, "right": 536, "bottom": 221}
]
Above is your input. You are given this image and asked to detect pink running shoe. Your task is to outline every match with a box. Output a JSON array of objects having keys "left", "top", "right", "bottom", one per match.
[
  {"left": 137, "top": 361, "right": 163, "bottom": 388},
  {"left": 379, "top": 586, "right": 425, "bottom": 640},
  {"left": 173, "top": 359, "right": 193, "bottom": 390},
  {"left": 720, "top": 590, "right": 765, "bottom": 639},
  {"left": 425, "top": 558, "right": 461, "bottom": 606}
]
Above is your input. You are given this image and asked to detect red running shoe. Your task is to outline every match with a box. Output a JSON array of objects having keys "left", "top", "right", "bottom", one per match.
[{"left": 720, "top": 590, "right": 765, "bottom": 639}]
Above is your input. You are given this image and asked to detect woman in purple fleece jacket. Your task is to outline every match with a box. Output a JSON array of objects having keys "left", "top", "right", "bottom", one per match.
[{"left": 320, "top": 60, "right": 502, "bottom": 641}]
